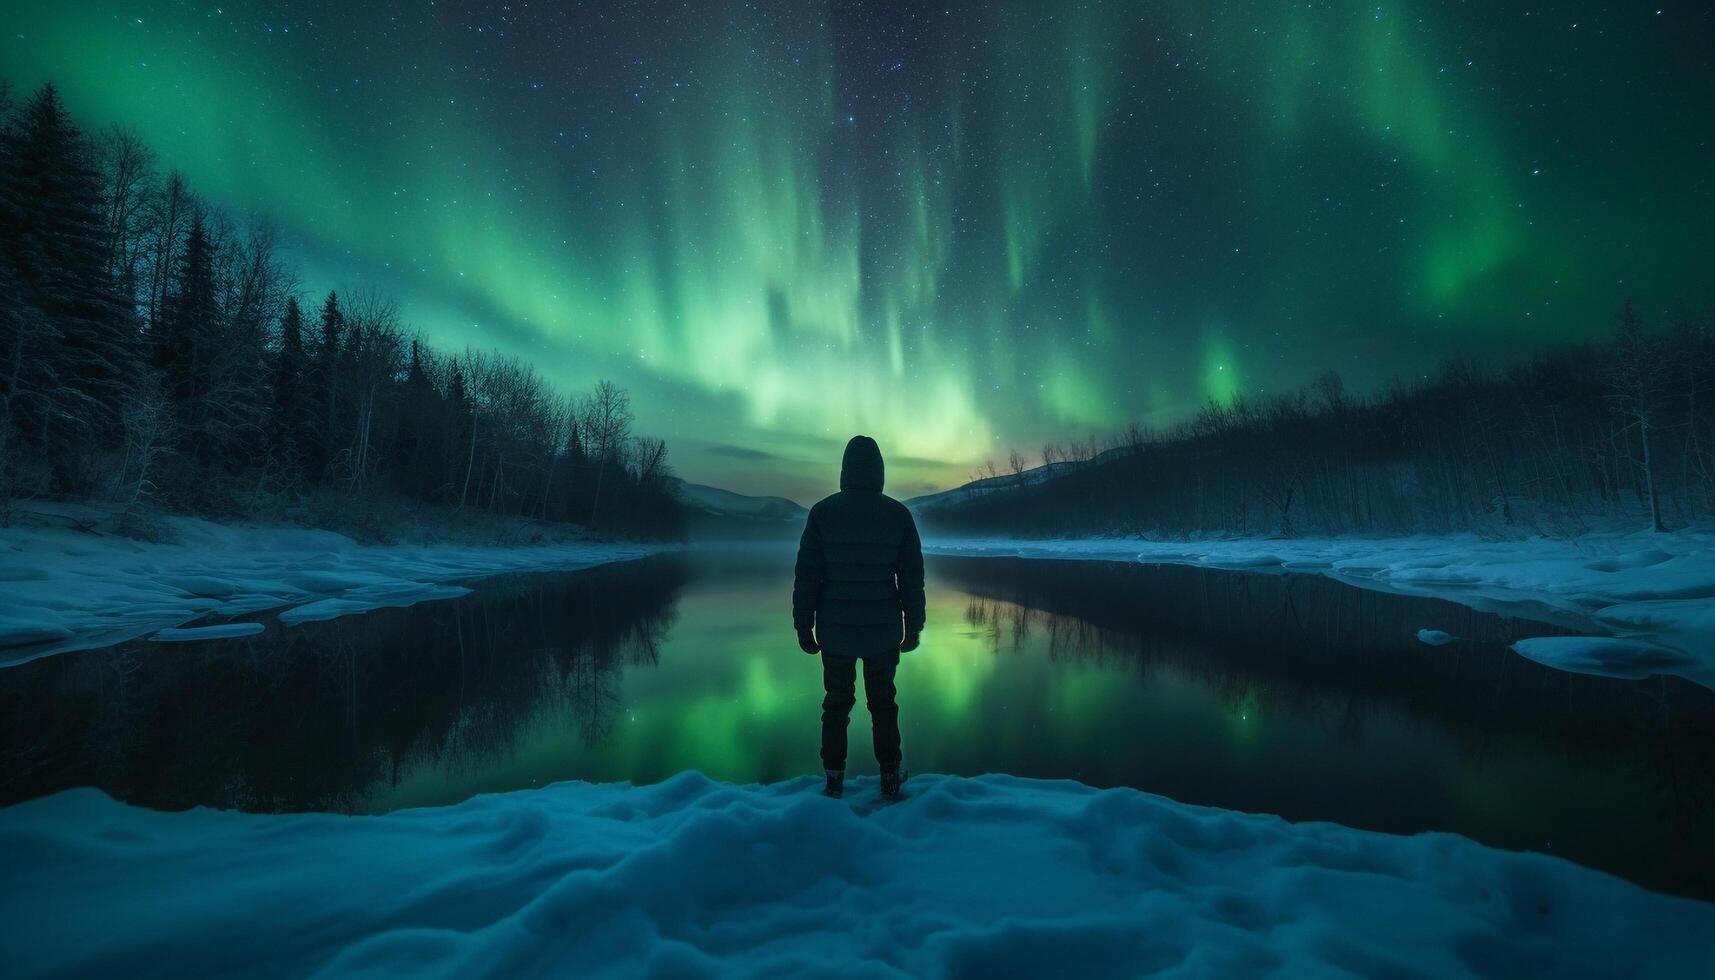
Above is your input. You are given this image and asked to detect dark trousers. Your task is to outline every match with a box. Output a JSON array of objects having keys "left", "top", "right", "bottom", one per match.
[{"left": 821, "top": 653, "right": 902, "bottom": 771}]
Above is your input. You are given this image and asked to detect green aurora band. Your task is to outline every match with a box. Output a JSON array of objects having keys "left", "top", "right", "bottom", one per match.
[{"left": 5, "top": 1, "right": 1711, "bottom": 500}]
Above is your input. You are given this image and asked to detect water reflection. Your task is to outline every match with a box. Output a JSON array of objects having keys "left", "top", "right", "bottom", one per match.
[
  {"left": 0, "top": 549, "right": 1710, "bottom": 899},
  {"left": 933, "top": 557, "right": 1715, "bottom": 900},
  {"left": 0, "top": 558, "right": 687, "bottom": 814}
]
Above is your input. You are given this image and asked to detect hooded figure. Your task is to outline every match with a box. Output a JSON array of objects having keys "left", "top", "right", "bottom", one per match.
[{"left": 792, "top": 435, "right": 925, "bottom": 800}]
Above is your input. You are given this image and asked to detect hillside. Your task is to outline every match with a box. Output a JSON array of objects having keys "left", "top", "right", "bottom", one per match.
[
  {"left": 908, "top": 340, "right": 1708, "bottom": 541},
  {"left": 671, "top": 480, "right": 807, "bottom": 539}
]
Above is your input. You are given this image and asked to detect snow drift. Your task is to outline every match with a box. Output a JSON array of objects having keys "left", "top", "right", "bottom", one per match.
[
  {"left": 0, "top": 516, "right": 660, "bottom": 665},
  {"left": 1, "top": 773, "right": 1710, "bottom": 977}
]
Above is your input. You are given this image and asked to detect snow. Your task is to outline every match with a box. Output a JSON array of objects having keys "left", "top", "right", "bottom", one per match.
[
  {"left": 0, "top": 517, "right": 664, "bottom": 666},
  {"left": 923, "top": 529, "right": 1715, "bottom": 687},
  {"left": 1, "top": 772, "right": 1709, "bottom": 978},
  {"left": 1416, "top": 628, "right": 1455, "bottom": 646},
  {"left": 0, "top": 615, "right": 72, "bottom": 649},
  {"left": 149, "top": 623, "right": 266, "bottom": 642},
  {"left": 1510, "top": 636, "right": 1698, "bottom": 680}
]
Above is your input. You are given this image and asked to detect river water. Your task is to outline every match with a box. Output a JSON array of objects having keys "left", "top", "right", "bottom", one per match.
[{"left": 2, "top": 546, "right": 1710, "bottom": 898}]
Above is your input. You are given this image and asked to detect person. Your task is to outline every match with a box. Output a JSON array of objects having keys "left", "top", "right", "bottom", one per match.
[{"left": 792, "top": 435, "right": 925, "bottom": 801}]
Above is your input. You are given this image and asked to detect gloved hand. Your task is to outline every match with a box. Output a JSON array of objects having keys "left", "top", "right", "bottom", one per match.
[
  {"left": 900, "top": 631, "right": 920, "bottom": 653},
  {"left": 797, "top": 628, "right": 820, "bottom": 654}
]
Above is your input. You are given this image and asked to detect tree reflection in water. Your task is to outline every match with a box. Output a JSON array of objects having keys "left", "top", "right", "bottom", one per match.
[
  {"left": 0, "top": 557, "right": 688, "bottom": 814},
  {"left": 939, "top": 556, "right": 1715, "bottom": 899}
]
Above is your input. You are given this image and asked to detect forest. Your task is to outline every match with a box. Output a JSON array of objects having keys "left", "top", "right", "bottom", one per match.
[
  {"left": 0, "top": 82, "right": 682, "bottom": 540},
  {"left": 926, "top": 305, "right": 1711, "bottom": 540}
]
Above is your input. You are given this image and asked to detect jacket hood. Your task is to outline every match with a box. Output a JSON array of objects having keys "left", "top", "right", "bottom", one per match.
[{"left": 839, "top": 435, "right": 885, "bottom": 492}]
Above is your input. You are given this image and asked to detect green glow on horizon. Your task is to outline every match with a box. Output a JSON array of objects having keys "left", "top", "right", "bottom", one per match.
[{"left": 7, "top": 1, "right": 1710, "bottom": 498}]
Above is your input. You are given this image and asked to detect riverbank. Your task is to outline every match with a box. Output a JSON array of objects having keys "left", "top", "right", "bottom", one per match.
[
  {"left": 924, "top": 527, "right": 1715, "bottom": 687},
  {"left": 0, "top": 503, "right": 665, "bottom": 665},
  {"left": 1, "top": 771, "right": 1709, "bottom": 977}
]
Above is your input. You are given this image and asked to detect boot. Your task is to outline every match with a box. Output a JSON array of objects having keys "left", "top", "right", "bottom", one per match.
[
  {"left": 822, "top": 769, "right": 845, "bottom": 799},
  {"left": 880, "top": 766, "right": 907, "bottom": 802}
]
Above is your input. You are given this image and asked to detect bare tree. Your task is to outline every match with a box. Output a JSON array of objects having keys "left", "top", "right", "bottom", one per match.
[
  {"left": 631, "top": 435, "right": 670, "bottom": 487},
  {"left": 1121, "top": 421, "right": 1147, "bottom": 455},
  {"left": 478, "top": 353, "right": 552, "bottom": 511},
  {"left": 0, "top": 273, "right": 79, "bottom": 508},
  {"left": 1314, "top": 370, "right": 1348, "bottom": 416},
  {"left": 1008, "top": 449, "right": 1027, "bottom": 486},
  {"left": 96, "top": 124, "right": 157, "bottom": 286},
  {"left": 455, "top": 349, "right": 491, "bottom": 507},
  {"left": 536, "top": 393, "right": 576, "bottom": 518},
  {"left": 341, "top": 288, "right": 404, "bottom": 491},
  {"left": 1668, "top": 311, "right": 1715, "bottom": 516},
  {"left": 141, "top": 171, "right": 194, "bottom": 333},
  {"left": 1605, "top": 303, "right": 1669, "bottom": 531},
  {"left": 109, "top": 369, "right": 175, "bottom": 506},
  {"left": 221, "top": 217, "right": 294, "bottom": 338},
  {"left": 582, "top": 380, "right": 632, "bottom": 526},
  {"left": 1255, "top": 392, "right": 1309, "bottom": 536}
]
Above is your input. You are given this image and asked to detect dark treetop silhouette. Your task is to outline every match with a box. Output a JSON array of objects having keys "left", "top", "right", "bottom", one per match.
[
  {"left": 0, "top": 84, "right": 682, "bottom": 539},
  {"left": 791, "top": 435, "right": 926, "bottom": 800}
]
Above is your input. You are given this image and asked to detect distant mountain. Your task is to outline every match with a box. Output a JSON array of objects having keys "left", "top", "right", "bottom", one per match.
[
  {"left": 671, "top": 479, "right": 808, "bottom": 538},
  {"left": 904, "top": 446, "right": 1133, "bottom": 513}
]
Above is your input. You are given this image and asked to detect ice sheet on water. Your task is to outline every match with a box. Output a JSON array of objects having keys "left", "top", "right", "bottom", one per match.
[
  {"left": 1510, "top": 636, "right": 1698, "bottom": 680},
  {"left": 149, "top": 623, "right": 267, "bottom": 642},
  {"left": 278, "top": 585, "right": 473, "bottom": 626},
  {"left": 0, "top": 615, "right": 73, "bottom": 650}
]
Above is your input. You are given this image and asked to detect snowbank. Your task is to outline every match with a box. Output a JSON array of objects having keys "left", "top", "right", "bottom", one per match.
[
  {"left": 0, "top": 516, "right": 662, "bottom": 665},
  {"left": 925, "top": 530, "right": 1715, "bottom": 687},
  {"left": 1, "top": 773, "right": 1709, "bottom": 978},
  {"left": 1509, "top": 636, "right": 1695, "bottom": 680}
]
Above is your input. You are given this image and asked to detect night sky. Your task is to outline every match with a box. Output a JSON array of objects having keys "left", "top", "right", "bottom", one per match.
[{"left": 6, "top": 1, "right": 1712, "bottom": 501}]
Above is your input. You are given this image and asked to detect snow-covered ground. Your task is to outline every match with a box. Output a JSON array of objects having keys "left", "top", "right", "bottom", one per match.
[
  {"left": 924, "top": 528, "right": 1715, "bottom": 688},
  {"left": 1, "top": 773, "right": 1709, "bottom": 978},
  {"left": 0, "top": 516, "right": 663, "bottom": 666}
]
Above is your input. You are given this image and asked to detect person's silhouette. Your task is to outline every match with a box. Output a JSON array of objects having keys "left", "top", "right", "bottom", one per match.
[{"left": 792, "top": 435, "right": 925, "bottom": 801}]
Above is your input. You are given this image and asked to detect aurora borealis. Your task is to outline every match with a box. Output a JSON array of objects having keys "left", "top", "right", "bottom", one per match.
[{"left": 5, "top": 1, "right": 1712, "bottom": 501}]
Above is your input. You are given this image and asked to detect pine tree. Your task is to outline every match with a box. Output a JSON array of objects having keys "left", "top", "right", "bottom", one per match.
[
  {"left": 448, "top": 364, "right": 475, "bottom": 505},
  {"left": 0, "top": 83, "right": 134, "bottom": 478},
  {"left": 306, "top": 290, "right": 343, "bottom": 479},
  {"left": 392, "top": 338, "right": 442, "bottom": 498},
  {"left": 156, "top": 212, "right": 216, "bottom": 420},
  {"left": 405, "top": 338, "right": 428, "bottom": 390},
  {"left": 0, "top": 257, "right": 55, "bottom": 498},
  {"left": 271, "top": 296, "right": 307, "bottom": 467}
]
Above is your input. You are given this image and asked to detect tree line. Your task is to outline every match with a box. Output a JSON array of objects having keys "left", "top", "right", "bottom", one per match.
[
  {"left": 926, "top": 303, "right": 1710, "bottom": 539},
  {"left": 0, "top": 82, "right": 681, "bottom": 537}
]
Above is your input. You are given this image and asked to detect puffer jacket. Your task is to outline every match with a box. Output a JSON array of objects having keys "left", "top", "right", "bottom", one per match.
[{"left": 792, "top": 435, "right": 926, "bottom": 658}]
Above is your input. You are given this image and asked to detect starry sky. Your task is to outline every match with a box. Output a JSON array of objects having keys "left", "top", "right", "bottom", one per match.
[{"left": 6, "top": 1, "right": 1712, "bottom": 502}]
